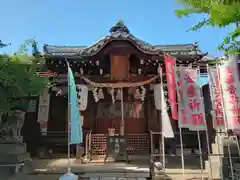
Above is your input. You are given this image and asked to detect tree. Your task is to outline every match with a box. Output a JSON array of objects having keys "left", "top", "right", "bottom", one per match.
[
  {"left": 0, "top": 40, "right": 10, "bottom": 48},
  {"left": 175, "top": 0, "right": 240, "bottom": 53},
  {"left": 0, "top": 40, "right": 48, "bottom": 115}
]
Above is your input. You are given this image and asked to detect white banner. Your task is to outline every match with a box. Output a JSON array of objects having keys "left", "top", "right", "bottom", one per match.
[
  {"left": 219, "top": 57, "right": 240, "bottom": 130},
  {"left": 154, "top": 84, "right": 162, "bottom": 110},
  {"left": 158, "top": 79, "right": 174, "bottom": 138},
  {"left": 37, "top": 89, "right": 50, "bottom": 134},
  {"left": 178, "top": 67, "right": 206, "bottom": 131},
  {"left": 208, "top": 67, "right": 225, "bottom": 129}
]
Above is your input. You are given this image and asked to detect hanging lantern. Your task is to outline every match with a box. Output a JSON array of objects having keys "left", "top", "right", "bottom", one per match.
[
  {"left": 92, "top": 88, "right": 99, "bottom": 102},
  {"left": 116, "top": 89, "right": 121, "bottom": 100},
  {"left": 97, "top": 88, "right": 104, "bottom": 99}
]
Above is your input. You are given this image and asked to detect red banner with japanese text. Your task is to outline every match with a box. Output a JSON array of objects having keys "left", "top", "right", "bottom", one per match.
[
  {"left": 219, "top": 58, "right": 240, "bottom": 130},
  {"left": 208, "top": 67, "right": 225, "bottom": 129},
  {"left": 164, "top": 55, "right": 178, "bottom": 120},
  {"left": 178, "top": 67, "right": 206, "bottom": 131}
]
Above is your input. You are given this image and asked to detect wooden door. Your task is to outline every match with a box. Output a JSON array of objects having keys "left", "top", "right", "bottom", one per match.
[{"left": 95, "top": 102, "right": 146, "bottom": 134}]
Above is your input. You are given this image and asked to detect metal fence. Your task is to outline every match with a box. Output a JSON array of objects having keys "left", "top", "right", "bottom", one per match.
[{"left": 150, "top": 130, "right": 240, "bottom": 179}]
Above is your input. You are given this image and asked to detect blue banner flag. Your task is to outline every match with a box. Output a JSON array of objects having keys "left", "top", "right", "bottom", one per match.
[{"left": 67, "top": 62, "right": 82, "bottom": 144}]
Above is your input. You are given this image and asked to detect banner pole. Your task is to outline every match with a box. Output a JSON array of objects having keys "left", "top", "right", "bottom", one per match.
[
  {"left": 174, "top": 64, "right": 185, "bottom": 179},
  {"left": 179, "top": 126, "right": 185, "bottom": 178},
  {"left": 159, "top": 66, "right": 166, "bottom": 179},
  {"left": 198, "top": 66, "right": 213, "bottom": 179},
  {"left": 67, "top": 61, "right": 71, "bottom": 174},
  {"left": 67, "top": 103, "right": 71, "bottom": 173},
  {"left": 59, "top": 59, "right": 79, "bottom": 180},
  {"left": 196, "top": 130, "right": 204, "bottom": 180}
]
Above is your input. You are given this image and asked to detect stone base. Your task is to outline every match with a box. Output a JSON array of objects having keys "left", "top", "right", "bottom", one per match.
[
  {"left": 0, "top": 142, "right": 26, "bottom": 154},
  {"left": 0, "top": 142, "right": 30, "bottom": 176},
  {"left": 0, "top": 152, "right": 30, "bottom": 164},
  {"left": 0, "top": 142, "right": 29, "bottom": 164},
  {"left": 104, "top": 156, "right": 115, "bottom": 163},
  {"left": 76, "top": 146, "right": 84, "bottom": 159},
  {"left": 81, "top": 156, "right": 91, "bottom": 164},
  {"left": 205, "top": 159, "right": 223, "bottom": 179}
]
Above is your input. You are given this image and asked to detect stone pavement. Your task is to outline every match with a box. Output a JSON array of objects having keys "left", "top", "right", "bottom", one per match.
[
  {"left": 9, "top": 175, "right": 148, "bottom": 180},
  {"left": 1, "top": 158, "right": 210, "bottom": 180},
  {"left": 6, "top": 172, "right": 150, "bottom": 180}
]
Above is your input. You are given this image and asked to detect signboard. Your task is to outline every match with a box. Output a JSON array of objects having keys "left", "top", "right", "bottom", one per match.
[{"left": 106, "top": 135, "right": 128, "bottom": 161}]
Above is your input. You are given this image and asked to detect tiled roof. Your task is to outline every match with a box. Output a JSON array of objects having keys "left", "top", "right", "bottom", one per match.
[{"left": 43, "top": 21, "right": 206, "bottom": 58}]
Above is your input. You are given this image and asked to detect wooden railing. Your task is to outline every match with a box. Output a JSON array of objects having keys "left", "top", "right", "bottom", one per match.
[{"left": 90, "top": 133, "right": 149, "bottom": 156}]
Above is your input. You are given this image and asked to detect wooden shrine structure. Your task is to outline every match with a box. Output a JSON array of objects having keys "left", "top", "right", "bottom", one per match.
[{"left": 34, "top": 21, "right": 210, "bottom": 158}]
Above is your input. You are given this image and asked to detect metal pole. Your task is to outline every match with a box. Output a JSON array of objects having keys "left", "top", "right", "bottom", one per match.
[
  {"left": 227, "top": 142, "right": 234, "bottom": 180},
  {"left": 179, "top": 126, "right": 185, "bottom": 178},
  {"left": 174, "top": 64, "right": 185, "bottom": 179},
  {"left": 198, "top": 66, "right": 213, "bottom": 179},
  {"left": 197, "top": 130, "right": 204, "bottom": 180},
  {"left": 175, "top": 65, "right": 185, "bottom": 178},
  {"left": 66, "top": 58, "right": 71, "bottom": 174},
  {"left": 150, "top": 131, "right": 154, "bottom": 178},
  {"left": 159, "top": 66, "right": 166, "bottom": 179},
  {"left": 213, "top": 112, "right": 224, "bottom": 178},
  {"left": 67, "top": 93, "right": 71, "bottom": 173}
]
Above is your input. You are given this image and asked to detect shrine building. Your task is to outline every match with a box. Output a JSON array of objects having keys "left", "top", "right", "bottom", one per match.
[{"left": 26, "top": 21, "right": 211, "bottom": 158}]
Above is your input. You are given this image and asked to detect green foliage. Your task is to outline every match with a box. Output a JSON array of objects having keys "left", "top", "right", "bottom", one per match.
[
  {"left": 0, "top": 54, "right": 48, "bottom": 114},
  {"left": 0, "top": 40, "right": 10, "bottom": 48},
  {"left": 0, "top": 39, "right": 48, "bottom": 114},
  {"left": 175, "top": 0, "right": 240, "bottom": 53}
]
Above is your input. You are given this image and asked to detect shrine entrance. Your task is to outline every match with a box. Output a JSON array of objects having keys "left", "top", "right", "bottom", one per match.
[
  {"left": 95, "top": 101, "right": 146, "bottom": 134},
  {"left": 89, "top": 86, "right": 151, "bottom": 158}
]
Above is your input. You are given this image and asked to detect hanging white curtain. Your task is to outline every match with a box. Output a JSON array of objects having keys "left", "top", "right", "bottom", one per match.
[
  {"left": 37, "top": 88, "right": 50, "bottom": 135},
  {"left": 154, "top": 83, "right": 162, "bottom": 110},
  {"left": 76, "top": 85, "right": 88, "bottom": 111},
  {"left": 160, "top": 83, "right": 174, "bottom": 138}
]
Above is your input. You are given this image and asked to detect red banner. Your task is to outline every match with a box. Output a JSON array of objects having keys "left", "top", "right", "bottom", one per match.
[{"left": 164, "top": 55, "right": 178, "bottom": 120}]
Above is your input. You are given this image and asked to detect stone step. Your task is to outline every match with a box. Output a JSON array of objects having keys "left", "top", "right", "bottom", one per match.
[
  {"left": 82, "top": 173, "right": 148, "bottom": 178},
  {"left": 212, "top": 137, "right": 240, "bottom": 154},
  {"left": 205, "top": 155, "right": 240, "bottom": 179},
  {"left": 88, "top": 178, "right": 147, "bottom": 180}
]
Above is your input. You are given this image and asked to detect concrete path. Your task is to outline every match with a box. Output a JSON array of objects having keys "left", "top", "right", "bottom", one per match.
[
  {"left": 1, "top": 158, "right": 210, "bottom": 180},
  {"left": 9, "top": 175, "right": 148, "bottom": 180}
]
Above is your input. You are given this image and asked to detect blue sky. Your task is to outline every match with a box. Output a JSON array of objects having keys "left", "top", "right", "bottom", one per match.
[{"left": 0, "top": 0, "right": 234, "bottom": 56}]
